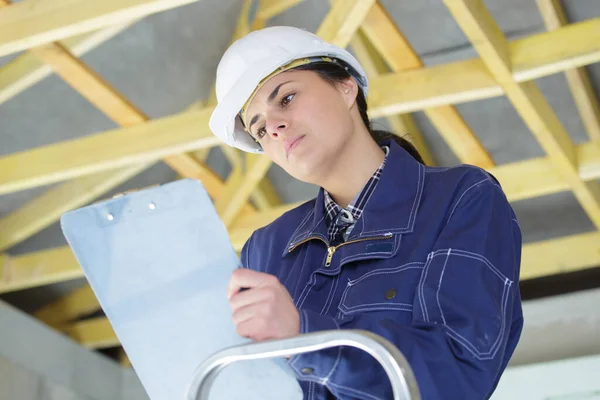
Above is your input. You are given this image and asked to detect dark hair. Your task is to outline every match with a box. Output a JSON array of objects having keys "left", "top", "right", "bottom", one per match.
[{"left": 293, "top": 61, "right": 425, "bottom": 165}]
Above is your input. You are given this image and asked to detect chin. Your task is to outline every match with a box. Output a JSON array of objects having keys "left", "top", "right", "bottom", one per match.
[{"left": 285, "top": 153, "right": 329, "bottom": 185}]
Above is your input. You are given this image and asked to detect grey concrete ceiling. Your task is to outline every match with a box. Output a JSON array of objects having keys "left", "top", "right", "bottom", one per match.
[{"left": 1, "top": 0, "right": 599, "bottom": 365}]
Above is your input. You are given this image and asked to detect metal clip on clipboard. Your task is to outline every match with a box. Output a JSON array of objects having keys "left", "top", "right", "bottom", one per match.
[{"left": 187, "top": 329, "right": 421, "bottom": 400}]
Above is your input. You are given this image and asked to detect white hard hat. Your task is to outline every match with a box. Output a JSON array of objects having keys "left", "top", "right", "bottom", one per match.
[{"left": 209, "top": 26, "right": 368, "bottom": 153}]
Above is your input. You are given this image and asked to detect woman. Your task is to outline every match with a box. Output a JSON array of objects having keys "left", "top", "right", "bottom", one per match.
[{"left": 209, "top": 26, "right": 523, "bottom": 400}]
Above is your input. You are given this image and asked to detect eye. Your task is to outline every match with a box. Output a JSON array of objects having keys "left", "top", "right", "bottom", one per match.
[
  {"left": 254, "top": 126, "right": 267, "bottom": 140},
  {"left": 280, "top": 93, "right": 295, "bottom": 107}
]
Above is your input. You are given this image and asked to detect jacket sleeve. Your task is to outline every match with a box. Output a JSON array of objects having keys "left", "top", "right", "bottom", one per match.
[{"left": 286, "top": 177, "right": 524, "bottom": 400}]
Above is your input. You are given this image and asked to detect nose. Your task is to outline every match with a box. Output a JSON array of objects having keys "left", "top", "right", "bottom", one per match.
[{"left": 265, "top": 117, "right": 288, "bottom": 140}]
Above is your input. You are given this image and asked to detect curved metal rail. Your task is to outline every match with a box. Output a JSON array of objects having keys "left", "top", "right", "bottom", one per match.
[{"left": 186, "top": 329, "right": 421, "bottom": 400}]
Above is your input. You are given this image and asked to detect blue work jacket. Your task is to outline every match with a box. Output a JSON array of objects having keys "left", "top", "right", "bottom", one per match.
[{"left": 241, "top": 140, "right": 524, "bottom": 399}]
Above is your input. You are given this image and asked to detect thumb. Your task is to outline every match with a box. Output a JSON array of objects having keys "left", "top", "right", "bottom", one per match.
[{"left": 227, "top": 268, "right": 272, "bottom": 299}]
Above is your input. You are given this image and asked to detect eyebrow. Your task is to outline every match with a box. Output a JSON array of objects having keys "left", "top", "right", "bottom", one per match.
[{"left": 248, "top": 80, "right": 293, "bottom": 132}]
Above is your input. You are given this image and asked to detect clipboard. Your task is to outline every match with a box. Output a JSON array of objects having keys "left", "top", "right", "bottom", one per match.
[{"left": 60, "top": 179, "right": 303, "bottom": 400}]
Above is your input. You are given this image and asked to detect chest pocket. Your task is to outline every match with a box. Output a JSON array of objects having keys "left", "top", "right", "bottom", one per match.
[{"left": 338, "top": 262, "right": 424, "bottom": 316}]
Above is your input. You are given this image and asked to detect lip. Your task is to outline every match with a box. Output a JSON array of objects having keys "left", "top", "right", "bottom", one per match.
[{"left": 284, "top": 135, "right": 305, "bottom": 157}]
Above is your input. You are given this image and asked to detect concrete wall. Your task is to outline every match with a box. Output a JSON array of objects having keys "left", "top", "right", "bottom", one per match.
[
  {"left": 120, "top": 369, "right": 150, "bottom": 400},
  {"left": 0, "top": 300, "right": 148, "bottom": 400},
  {"left": 493, "top": 354, "right": 600, "bottom": 399}
]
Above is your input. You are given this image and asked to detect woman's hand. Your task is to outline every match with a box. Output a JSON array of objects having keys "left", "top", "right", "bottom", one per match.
[{"left": 227, "top": 268, "right": 300, "bottom": 341}]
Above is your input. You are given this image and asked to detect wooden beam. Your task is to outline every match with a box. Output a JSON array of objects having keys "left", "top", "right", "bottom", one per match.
[
  {"left": 188, "top": 1, "right": 281, "bottom": 212},
  {"left": 511, "top": 18, "right": 600, "bottom": 82},
  {"left": 361, "top": 1, "right": 493, "bottom": 168},
  {"left": 368, "top": 17, "right": 600, "bottom": 118},
  {"left": 491, "top": 157, "right": 569, "bottom": 202},
  {"left": 0, "top": 25, "right": 134, "bottom": 106},
  {"left": 1, "top": 3, "right": 223, "bottom": 198},
  {"left": 66, "top": 317, "right": 118, "bottom": 349},
  {"left": 536, "top": 0, "right": 600, "bottom": 141},
  {"left": 0, "top": 0, "right": 198, "bottom": 57},
  {"left": 0, "top": 246, "right": 80, "bottom": 293},
  {"left": 35, "top": 285, "right": 99, "bottom": 327},
  {"left": 578, "top": 140, "right": 600, "bottom": 182},
  {"left": 316, "top": 0, "right": 376, "bottom": 48},
  {"left": 521, "top": 231, "right": 600, "bottom": 280},
  {"left": 0, "top": 149, "right": 257, "bottom": 252},
  {"left": 26, "top": 25, "right": 233, "bottom": 189},
  {"left": 251, "top": 179, "right": 283, "bottom": 210},
  {"left": 119, "top": 348, "right": 132, "bottom": 367},
  {"left": 232, "top": 201, "right": 307, "bottom": 232},
  {"left": 29, "top": 41, "right": 147, "bottom": 127},
  {"left": 0, "top": 165, "right": 150, "bottom": 252},
  {"left": 212, "top": 0, "right": 283, "bottom": 211},
  {"left": 2, "top": 18, "right": 597, "bottom": 197},
  {"left": 367, "top": 58, "right": 503, "bottom": 117},
  {"left": 215, "top": 154, "right": 273, "bottom": 226},
  {"left": 0, "top": 107, "right": 220, "bottom": 195},
  {"left": 350, "top": 29, "right": 436, "bottom": 166},
  {"left": 0, "top": 202, "right": 295, "bottom": 295},
  {"left": 359, "top": 3, "right": 422, "bottom": 72},
  {"left": 444, "top": 0, "right": 600, "bottom": 229},
  {"left": 424, "top": 107, "right": 494, "bottom": 167},
  {"left": 0, "top": 203, "right": 305, "bottom": 295},
  {"left": 256, "top": 0, "right": 303, "bottom": 21}
]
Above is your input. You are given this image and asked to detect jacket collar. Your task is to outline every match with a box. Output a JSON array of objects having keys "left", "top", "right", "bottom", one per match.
[{"left": 285, "top": 139, "right": 425, "bottom": 252}]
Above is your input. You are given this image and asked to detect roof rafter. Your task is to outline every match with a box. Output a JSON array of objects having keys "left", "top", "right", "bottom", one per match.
[
  {"left": 65, "top": 317, "right": 118, "bottom": 349},
  {"left": 0, "top": 0, "right": 199, "bottom": 57},
  {"left": 350, "top": 27, "right": 436, "bottom": 165},
  {"left": 2, "top": 17, "right": 599, "bottom": 197},
  {"left": 444, "top": 0, "right": 600, "bottom": 229},
  {"left": 255, "top": 0, "right": 303, "bottom": 21},
  {"left": 0, "top": 23, "right": 135, "bottom": 106},
  {"left": 0, "top": 107, "right": 220, "bottom": 195},
  {"left": 360, "top": 1, "right": 493, "bottom": 168},
  {"left": 536, "top": 0, "right": 600, "bottom": 141},
  {"left": 35, "top": 285, "right": 99, "bottom": 327},
  {"left": 203, "top": 0, "right": 284, "bottom": 214},
  {"left": 368, "top": 17, "right": 600, "bottom": 117}
]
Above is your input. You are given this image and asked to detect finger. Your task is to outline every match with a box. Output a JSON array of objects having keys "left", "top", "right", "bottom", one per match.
[
  {"left": 227, "top": 269, "right": 278, "bottom": 299},
  {"left": 235, "top": 313, "right": 271, "bottom": 341},
  {"left": 231, "top": 302, "right": 268, "bottom": 327},
  {"left": 229, "top": 286, "right": 276, "bottom": 312}
]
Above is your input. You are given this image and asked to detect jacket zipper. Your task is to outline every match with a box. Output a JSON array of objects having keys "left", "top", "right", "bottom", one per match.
[{"left": 288, "top": 233, "right": 394, "bottom": 267}]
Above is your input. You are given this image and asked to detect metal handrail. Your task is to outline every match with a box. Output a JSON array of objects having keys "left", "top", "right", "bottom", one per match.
[{"left": 185, "top": 329, "right": 421, "bottom": 400}]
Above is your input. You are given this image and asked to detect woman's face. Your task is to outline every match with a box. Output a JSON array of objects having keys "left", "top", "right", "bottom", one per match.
[{"left": 243, "top": 69, "right": 358, "bottom": 184}]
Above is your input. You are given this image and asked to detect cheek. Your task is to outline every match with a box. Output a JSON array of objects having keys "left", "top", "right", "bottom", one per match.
[
  {"left": 261, "top": 142, "right": 285, "bottom": 166},
  {"left": 294, "top": 94, "right": 347, "bottom": 138}
]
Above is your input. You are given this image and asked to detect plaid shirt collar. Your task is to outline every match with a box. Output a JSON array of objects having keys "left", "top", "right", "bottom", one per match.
[{"left": 324, "top": 146, "right": 389, "bottom": 242}]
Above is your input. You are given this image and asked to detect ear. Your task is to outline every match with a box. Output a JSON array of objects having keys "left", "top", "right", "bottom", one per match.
[{"left": 338, "top": 77, "right": 359, "bottom": 110}]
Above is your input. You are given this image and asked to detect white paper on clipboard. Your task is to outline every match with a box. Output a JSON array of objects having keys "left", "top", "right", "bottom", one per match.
[{"left": 60, "top": 179, "right": 303, "bottom": 400}]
